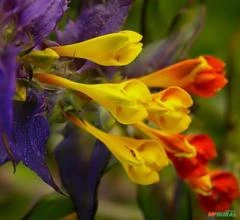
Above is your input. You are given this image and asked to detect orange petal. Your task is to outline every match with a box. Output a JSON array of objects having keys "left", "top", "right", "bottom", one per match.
[
  {"left": 138, "top": 58, "right": 202, "bottom": 88},
  {"left": 139, "top": 55, "right": 227, "bottom": 97}
]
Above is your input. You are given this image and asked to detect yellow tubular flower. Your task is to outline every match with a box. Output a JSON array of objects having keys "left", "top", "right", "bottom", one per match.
[
  {"left": 34, "top": 73, "right": 152, "bottom": 124},
  {"left": 147, "top": 86, "right": 193, "bottom": 133},
  {"left": 50, "top": 31, "right": 143, "bottom": 66},
  {"left": 66, "top": 113, "right": 169, "bottom": 185},
  {"left": 134, "top": 122, "right": 196, "bottom": 158}
]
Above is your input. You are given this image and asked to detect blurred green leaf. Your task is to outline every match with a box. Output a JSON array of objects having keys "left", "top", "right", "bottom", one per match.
[
  {"left": 225, "top": 31, "right": 240, "bottom": 155},
  {"left": 124, "top": 3, "right": 205, "bottom": 78},
  {"left": 137, "top": 184, "right": 167, "bottom": 220},
  {"left": 23, "top": 194, "right": 74, "bottom": 220},
  {"left": 171, "top": 179, "right": 192, "bottom": 220}
]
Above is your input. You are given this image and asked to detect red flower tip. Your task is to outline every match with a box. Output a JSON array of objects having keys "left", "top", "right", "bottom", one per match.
[
  {"left": 186, "top": 56, "right": 228, "bottom": 98},
  {"left": 198, "top": 171, "right": 239, "bottom": 212},
  {"left": 189, "top": 134, "right": 217, "bottom": 161},
  {"left": 169, "top": 134, "right": 217, "bottom": 179}
]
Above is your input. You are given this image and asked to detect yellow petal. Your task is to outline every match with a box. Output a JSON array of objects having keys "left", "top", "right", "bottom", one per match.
[
  {"left": 50, "top": 31, "right": 143, "bottom": 66},
  {"left": 66, "top": 114, "right": 143, "bottom": 165},
  {"left": 34, "top": 73, "right": 151, "bottom": 124},
  {"left": 123, "top": 164, "right": 160, "bottom": 185},
  {"left": 149, "top": 111, "right": 192, "bottom": 134},
  {"left": 147, "top": 86, "right": 193, "bottom": 133}
]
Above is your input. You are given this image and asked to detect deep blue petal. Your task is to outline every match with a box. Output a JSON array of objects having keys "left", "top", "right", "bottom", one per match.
[
  {"left": 17, "top": 0, "right": 52, "bottom": 29},
  {"left": 1, "top": 0, "right": 68, "bottom": 43},
  {"left": 0, "top": 91, "right": 59, "bottom": 190},
  {"left": 27, "top": 0, "right": 69, "bottom": 43},
  {"left": 0, "top": 138, "right": 9, "bottom": 165},
  {"left": 57, "top": 0, "right": 133, "bottom": 44},
  {"left": 11, "top": 92, "right": 59, "bottom": 190},
  {"left": 0, "top": 45, "right": 19, "bottom": 136},
  {"left": 55, "top": 125, "right": 110, "bottom": 219}
]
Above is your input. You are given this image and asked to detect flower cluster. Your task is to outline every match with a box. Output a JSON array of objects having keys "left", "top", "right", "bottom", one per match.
[
  {"left": 0, "top": 0, "right": 239, "bottom": 217},
  {"left": 34, "top": 36, "right": 238, "bottom": 211}
]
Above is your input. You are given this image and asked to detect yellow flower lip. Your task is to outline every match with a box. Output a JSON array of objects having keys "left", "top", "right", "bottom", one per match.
[
  {"left": 147, "top": 86, "right": 193, "bottom": 133},
  {"left": 50, "top": 30, "right": 143, "bottom": 66}
]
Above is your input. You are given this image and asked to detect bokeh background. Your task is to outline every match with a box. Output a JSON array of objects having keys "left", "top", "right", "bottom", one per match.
[{"left": 0, "top": 0, "right": 240, "bottom": 219}]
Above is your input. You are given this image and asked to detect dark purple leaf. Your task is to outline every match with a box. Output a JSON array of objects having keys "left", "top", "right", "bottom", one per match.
[
  {"left": 1, "top": 0, "right": 69, "bottom": 43},
  {"left": 27, "top": 0, "right": 69, "bottom": 43},
  {"left": 0, "top": 91, "right": 59, "bottom": 191},
  {"left": 57, "top": 0, "right": 133, "bottom": 44},
  {"left": 0, "top": 45, "right": 19, "bottom": 136},
  {"left": 55, "top": 125, "right": 110, "bottom": 219}
]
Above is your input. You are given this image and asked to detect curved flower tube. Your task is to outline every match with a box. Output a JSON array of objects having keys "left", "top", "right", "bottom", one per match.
[
  {"left": 138, "top": 55, "right": 227, "bottom": 97},
  {"left": 34, "top": 73, "right": 152, "bottom": 124},
  {"left": 50, "top": 30, "right": 143, "bottom": 66},
  {"left": 65, "top": 113, "right": 169, "bottom": 185}
]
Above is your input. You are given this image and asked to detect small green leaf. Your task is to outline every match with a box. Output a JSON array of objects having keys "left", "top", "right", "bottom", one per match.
[
  {"left": 23, "top": 193, "right": 74, "bottom": 220},
  {"left": 137, "top": 184, "right": 167, "bottom": 220},
  {"left": 171, "top": 179, "right": 192, "bottom": 220}
]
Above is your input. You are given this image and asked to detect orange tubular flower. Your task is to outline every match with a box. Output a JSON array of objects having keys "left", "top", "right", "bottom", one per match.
[
  {"left": 138, "top": 55, "right": 228, "bottom": 97},
  {"left": 197, "top": 171, "right": 239, "bottom": 212},
  {"left": 168, "top": 134, "right": 217, "bottom": 179}
]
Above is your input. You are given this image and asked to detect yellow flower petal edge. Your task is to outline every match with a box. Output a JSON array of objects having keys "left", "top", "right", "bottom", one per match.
[
  {"left": 134, "top": 122, "right": 196, "bottom": 158},
  {"left": 187, "top": 175, "right": 212, "bottom": 196},
  {"left": 147, "top": 86, "right": 193, "bottom": 133},
  {"left": 50, "top": 30, "right": 143, "bottom": 66},
  {"left": 34, "top": 73, "right": 151, "bottom": 124},
  {"left": 66, "top": 113, "right": 169, "bottom": 185}
]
